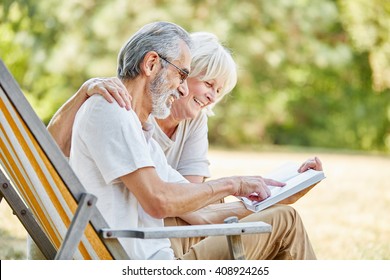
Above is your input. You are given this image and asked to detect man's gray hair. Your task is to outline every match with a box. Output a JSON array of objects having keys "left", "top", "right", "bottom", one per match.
[{"left": 117, "top": 21, "right": 192, "bottom": 80}]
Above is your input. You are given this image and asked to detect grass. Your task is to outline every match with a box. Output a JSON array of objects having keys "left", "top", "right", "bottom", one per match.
[
  {"left": 208, "top": 147, "right": 390, "bottom": 260},
  {"left": 0, "top": 147, "right": 389, "bottom": 259},
  {"left": 0, "top": 202, "right": 27, "bottom": 260}
]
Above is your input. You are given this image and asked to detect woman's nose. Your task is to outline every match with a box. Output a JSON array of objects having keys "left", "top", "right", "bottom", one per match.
[
  {"left": 178, "top": 80, "right": 189, "bottom": 98},
  {"left": 206, "top": 88, "right": 216, "bottom": 103}
]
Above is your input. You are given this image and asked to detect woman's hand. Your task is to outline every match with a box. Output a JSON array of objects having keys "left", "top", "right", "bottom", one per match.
[
  {"left": 298, "top": 156, "right": 323, "bottom": 172},
  {"left": 280, "top": 156, "right": 324, "bottom": 204},
  {"left": 82, "top": 77, "right": 132, "bottom": 110}
]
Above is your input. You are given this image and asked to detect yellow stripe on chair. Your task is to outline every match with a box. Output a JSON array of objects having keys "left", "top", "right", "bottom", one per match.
[{"left": 0, "top": 89, "right": 112, "bottom": 259}]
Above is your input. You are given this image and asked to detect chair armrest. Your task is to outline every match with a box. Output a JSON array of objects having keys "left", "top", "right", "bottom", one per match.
[{"left": 100, "top": 221, "right": 271, "bottom": 239}]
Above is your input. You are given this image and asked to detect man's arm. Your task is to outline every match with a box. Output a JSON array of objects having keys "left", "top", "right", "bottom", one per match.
[
  {"left": 120, "top": 166, "right": 274, "bottom": 219},
  {"left": 47, "top": 77, "right": 131, "bottom": 157}
]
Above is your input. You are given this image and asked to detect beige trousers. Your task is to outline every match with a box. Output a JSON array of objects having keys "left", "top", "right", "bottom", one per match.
[
  {"left": 164, "top": 204, "right": 316, "bottom": 260},
  {"left": 29, "top": 204, "right": 315, "bottom": 260}
]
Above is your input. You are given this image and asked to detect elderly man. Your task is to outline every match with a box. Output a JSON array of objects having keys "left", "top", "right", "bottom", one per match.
[{"left": 65, "top": 21, "right": 316, "bottom": 260}]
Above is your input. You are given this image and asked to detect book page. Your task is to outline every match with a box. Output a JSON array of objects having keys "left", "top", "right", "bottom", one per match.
[
  {"left": 266, "top": 162, "right": 301, "bottom": 181},
  {"left": 269, "top": 168, "right": 318, "bottom": 196},
  {"left": 266, "top": 162, "right": 300, "bottom": 192},
  {"left": 242, "top": 162, "right": 301, "bottom": 203},
  {"left": 240, "top": 161, "right": 325, "bottom": 211}
]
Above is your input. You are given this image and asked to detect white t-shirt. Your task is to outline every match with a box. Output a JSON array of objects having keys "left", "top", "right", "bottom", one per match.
[
  {"left": 150, "top": 111, "right": 211, "bottom": 178},
  {"left": 69, "top": 95, "right": 187, "bottom": 260}
]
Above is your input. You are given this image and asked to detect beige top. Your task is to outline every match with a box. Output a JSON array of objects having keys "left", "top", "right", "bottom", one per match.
[{"left": 150, "top": 111, "right": 211, "bottom": 178}]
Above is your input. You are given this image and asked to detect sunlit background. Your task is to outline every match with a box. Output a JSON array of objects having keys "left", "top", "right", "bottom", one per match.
[{"left": 0, "top": 0, "right": 389, "bottom": 259}]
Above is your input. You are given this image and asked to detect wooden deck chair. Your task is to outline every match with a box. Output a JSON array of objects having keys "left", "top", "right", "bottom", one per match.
[{"left": 0, "top": 59, "right": 272, "bottom": 260}]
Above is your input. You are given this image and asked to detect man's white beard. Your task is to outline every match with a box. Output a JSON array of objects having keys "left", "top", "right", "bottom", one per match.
[{"left": 150, "top": 70, "right": 178, "bottom": 119}]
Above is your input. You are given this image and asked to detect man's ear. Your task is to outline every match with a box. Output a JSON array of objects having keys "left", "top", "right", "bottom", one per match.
[{"left": 143, "top": 51, "right": 160, "bottom": 77}]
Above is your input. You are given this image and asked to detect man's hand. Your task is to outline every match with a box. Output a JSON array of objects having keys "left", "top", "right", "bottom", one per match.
[{"left": 233, "top": 176, "right": 285, "bottom": 202}]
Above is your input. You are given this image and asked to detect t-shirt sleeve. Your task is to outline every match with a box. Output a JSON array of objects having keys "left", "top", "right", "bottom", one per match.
[
  {"left": 167, "top": 165, "right": 189, "bottom": 184},
  {"left": 176, "top": 112, "right": 211, "bottom": 178},
  {"left": 80, "top": 96, "right": 155, "bottom": 184}
]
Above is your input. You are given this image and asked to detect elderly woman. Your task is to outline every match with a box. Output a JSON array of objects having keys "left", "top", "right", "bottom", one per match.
[{"left": 46, "top": 32, "right": 321, "bottom": 259}]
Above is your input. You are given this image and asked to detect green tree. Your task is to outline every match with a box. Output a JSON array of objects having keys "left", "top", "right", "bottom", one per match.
[{"left": 1, "top": 0, "right": 389, "bottom": 152}]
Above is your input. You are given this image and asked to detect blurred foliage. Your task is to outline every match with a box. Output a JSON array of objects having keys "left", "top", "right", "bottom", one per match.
[{"left": 1, "top": 0, "right": 389, "bottom": 152}]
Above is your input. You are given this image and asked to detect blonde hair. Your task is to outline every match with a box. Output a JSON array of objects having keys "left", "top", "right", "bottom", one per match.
[{"left": 189, "top": 32, "right": 237, "bottom": 114}]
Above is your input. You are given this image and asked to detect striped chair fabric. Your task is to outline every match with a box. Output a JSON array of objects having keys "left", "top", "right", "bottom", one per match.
[{"left": 0, "top": 61, "right": 127, "bottom": 259}]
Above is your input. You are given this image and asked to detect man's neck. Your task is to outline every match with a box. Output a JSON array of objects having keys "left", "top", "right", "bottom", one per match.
[{"left": 121, "top": 78, "right": 152, "bottom": 125}]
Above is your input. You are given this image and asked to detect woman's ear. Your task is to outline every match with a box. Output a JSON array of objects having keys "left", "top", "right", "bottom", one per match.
[{"left": 142, "top": 51, "right": 160, "bottom": 77}]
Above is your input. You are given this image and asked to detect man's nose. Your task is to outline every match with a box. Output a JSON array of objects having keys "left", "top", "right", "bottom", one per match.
[{"left": 178, "top": 80, "right": 189, "bottom": 98}]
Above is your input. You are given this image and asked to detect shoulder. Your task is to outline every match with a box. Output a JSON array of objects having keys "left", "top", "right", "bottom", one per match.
[
  {"left": 76, "top": 95, "right": 141, "bottom": 135},
  {"left": 89, "top": 95, "right": 138, "bottom": 122},
  {"left": 183, "top": 111, "right": 208, "bottom": 132},
  {"left": 89, "top": 95, "right": 135, "bottom": 118}
]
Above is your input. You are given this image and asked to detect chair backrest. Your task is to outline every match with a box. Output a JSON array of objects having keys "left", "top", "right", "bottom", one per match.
[{"left": 0, "top": 60, "right": 128, "bottom": 259}]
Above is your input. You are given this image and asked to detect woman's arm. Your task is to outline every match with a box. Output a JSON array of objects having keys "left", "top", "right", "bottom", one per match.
[
  {"left": 178, "top": 201, "right": 253, "bottom": 225},
  {"left": 47, "top": 77, "right": 131, "bottom": 157},
  {"left": 183, "top": 175, "right": 205, "bottom": 183}
]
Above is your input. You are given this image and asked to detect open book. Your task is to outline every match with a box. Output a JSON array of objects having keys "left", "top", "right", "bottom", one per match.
[{"left": 240, "top": 162, "right": 325, "bottom": 212}]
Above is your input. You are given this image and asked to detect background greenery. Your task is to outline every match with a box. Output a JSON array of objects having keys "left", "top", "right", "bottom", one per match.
[{"left": 1, "top": 0, "right": 389, "bottom": 153}]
